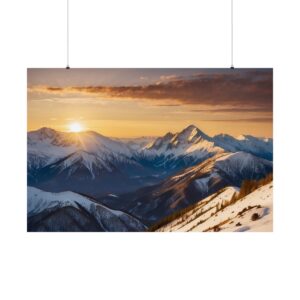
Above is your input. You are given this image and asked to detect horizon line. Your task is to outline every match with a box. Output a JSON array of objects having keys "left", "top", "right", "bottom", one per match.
[{"left": 27, "top": 125, "right": 273, "bottom": 140}]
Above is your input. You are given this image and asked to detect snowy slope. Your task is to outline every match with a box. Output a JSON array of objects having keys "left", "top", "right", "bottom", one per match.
[
  {"left": 156, "top": 181, "right": 273, "bottom": 232},
  {"left": 137, "top": 125, "right": 272, "bottom": 173},
  {"left": 28, "top": 127, "right": 135, "bottom": 173},
  {"left": 137, "top": 125, "right": 224, "bottom": 171},
  {"left": 122, "top": 151, "right": 272, "bottom": 225},
  {"left": 141, "top": 125, "right": 223, "bottom": 158},
  {"left": 165, "top": 151, "right": 272, "bottom": 196},
  {"left": 28, "top": 128, "right": 78, "bottom": 170},
  {"left": 28, "top": 186, "right": 146, "bottom": 232}
]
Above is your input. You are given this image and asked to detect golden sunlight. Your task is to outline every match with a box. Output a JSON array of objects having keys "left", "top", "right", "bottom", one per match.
[{"left": 68, "top": 122, "right": 83, "bottom": 132}]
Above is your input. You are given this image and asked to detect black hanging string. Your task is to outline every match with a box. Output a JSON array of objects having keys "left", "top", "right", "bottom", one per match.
[
  {"left": 230, "top": 0, "right": 234, "bottom": 69},
  {"left": 66, "top": 0, "right": 70, "bottom": 69}
]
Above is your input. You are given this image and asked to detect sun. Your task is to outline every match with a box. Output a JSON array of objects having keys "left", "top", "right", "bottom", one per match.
[{"left": 68, "top": 122, "right": 83, "bottom": 132}]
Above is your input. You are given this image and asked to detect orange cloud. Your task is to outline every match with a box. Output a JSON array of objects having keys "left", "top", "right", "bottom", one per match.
[{"left": 28, "top": 69, "right": 273, "bottom": 112}]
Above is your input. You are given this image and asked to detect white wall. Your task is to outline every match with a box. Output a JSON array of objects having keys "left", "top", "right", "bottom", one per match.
[{"left": 0, "top": 1, "right": 299, "bottom": 300}]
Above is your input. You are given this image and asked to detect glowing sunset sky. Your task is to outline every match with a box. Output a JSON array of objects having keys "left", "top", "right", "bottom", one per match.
[{"left": 27, "top": 68, "right": 273, "bottom": 138}]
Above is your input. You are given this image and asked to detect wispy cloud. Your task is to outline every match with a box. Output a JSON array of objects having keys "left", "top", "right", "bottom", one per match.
[
  {"left": 28, "top": 69, "right": 272, "bottom": 112},
  {"left": 206, "top": 117, "right": 273, "bottom": 123},
  {"left": 190, "top": 107, "right": 272, "bottom": 113}
]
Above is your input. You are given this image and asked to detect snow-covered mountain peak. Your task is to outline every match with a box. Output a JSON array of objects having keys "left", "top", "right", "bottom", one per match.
[
  {"left": 177, "top": 125, "right": 211, "bottom": 143},
  {"left": 28, "top": 127, "right": 132, "bottom": 153},
  {"left": 28, "top": 127, "right": 81, "bottom": 148},
  {"left": 30, "top": 127, "right": 60, "bottom": 141},
  {"left": 36, "top": 127, "right": 57, "bottom": 137},
  {"left": 138, "top": 125, "right": 223, "bottom": 167},
  {"left": 27, "top": 128, "right": 135, "bottom": 175},
  {"left": 182, "top": 124, "right": 198, "bottom": 133},
  {"left": 144, "top": 125, "right": 213, "bottom": 152}
]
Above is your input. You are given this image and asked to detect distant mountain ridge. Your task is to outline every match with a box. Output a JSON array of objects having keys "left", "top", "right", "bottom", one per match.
[
  {"left": 141, "top": 124, "right": 272, "bottom": 159},
  {"left": 213, "top": 133, "right": 273, "bottom": 160},
  {"left": 28, "top": 125, "right": 273, "bottom": 197}
]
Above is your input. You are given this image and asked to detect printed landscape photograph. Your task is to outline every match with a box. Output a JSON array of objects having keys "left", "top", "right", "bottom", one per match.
[{"left": 27, "top": 68, "right": 273, "bottom": 232}]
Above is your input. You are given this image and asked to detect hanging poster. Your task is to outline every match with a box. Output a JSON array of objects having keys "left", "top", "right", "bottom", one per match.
[{"left": 27, "top": 68, "right": 273, "bottom": 232}]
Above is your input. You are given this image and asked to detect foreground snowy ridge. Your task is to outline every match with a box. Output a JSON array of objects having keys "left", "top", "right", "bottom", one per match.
[
  {"left": 156, "top": 181, "right": 273, "bottom": 232},
  {"left": 28, "top": 187, "right": 146, "bottom": 232}
]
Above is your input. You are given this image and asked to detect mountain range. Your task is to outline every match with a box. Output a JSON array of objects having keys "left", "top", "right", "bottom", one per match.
[
  {"left": 27, "top": 125, "right": 273, "bottom": 231},
  {"left": 28, "top": 125, "right": 272, "bottom": 196}
]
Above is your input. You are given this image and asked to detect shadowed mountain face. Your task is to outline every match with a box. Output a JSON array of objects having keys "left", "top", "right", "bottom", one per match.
[
  {"left": 28, "top": 125, "right": 273, "bottom": 198},
  {"left": 28, "top": 206, "right": 105, "bottom": 232},
  {"left": 99, "top": 152, "right": 273, "bottom": 225},
  {"left": 27, "top": 187, "right": 146, "bottom": 232}
]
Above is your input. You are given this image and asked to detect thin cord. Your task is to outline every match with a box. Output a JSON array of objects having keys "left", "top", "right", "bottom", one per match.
[
  {"left": 66, "top": 0, "right": 70, "bottom": 69},
  {"left": 231, "top": 0, "right": 234, "bottom": 69}
]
